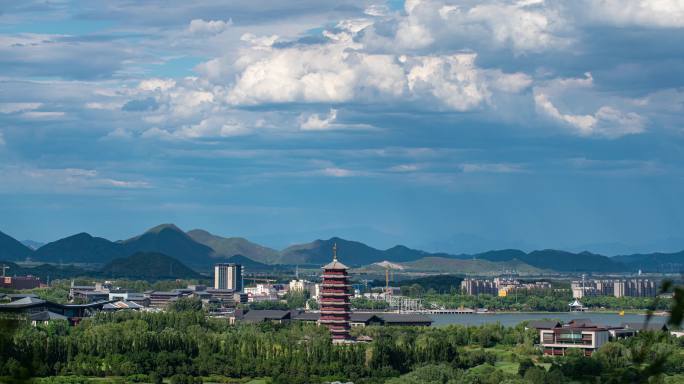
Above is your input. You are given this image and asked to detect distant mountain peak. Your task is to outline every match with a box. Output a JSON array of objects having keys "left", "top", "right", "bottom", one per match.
[
  {"left": 70, "top": 232, "right": 94, "bottom": 239},
  {"left": 187, "top": 229, "right": 280, "bottom": 264},
  {"left": 145, "top": 223, "right": 183, "bottom": 234},
  {"left": 21, "top": 239, "right": 45, "bottom": 250}
]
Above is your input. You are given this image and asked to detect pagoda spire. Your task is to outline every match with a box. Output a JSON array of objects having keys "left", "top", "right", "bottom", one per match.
[{"left": 333, "top": 242, "right": 337, "bottom": 261}]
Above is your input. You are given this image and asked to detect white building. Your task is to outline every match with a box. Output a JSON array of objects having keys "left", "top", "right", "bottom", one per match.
[{"left": 289, "top": 279, "right": 312, "bottom": 293}]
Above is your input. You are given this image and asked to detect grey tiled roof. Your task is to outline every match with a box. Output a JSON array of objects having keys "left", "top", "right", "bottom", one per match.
[
  {"left": 29, "top": 311, "right": 67, "bottom": 321},
  {"left": 377, "top": 313, "right": 433, "bottom": 324},
  {"left": 527, "top": 320, "right": 561, "bottom": 329},
  {"left": 242, "top": 310, "right": 291, "bottom": 322}
]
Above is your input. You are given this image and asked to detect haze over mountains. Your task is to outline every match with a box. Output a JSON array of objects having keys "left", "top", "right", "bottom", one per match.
[{"left": 1, "top": 224, "right": 683, "bottom": 274}]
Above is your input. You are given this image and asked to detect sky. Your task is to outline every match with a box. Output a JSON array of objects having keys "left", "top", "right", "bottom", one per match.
[{"left": 1, "top": 0, "right": 684, "bottom": 255}]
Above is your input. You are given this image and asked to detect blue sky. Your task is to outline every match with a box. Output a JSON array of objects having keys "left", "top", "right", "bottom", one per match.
[{"left": 1, "top": 0, "right": 683, "bottom": 255}]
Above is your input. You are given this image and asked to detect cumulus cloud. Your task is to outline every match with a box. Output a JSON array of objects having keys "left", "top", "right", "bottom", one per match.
[
  {"left": 227, "top": 31, "right": 530, "bottom": 111},
  {"left": 361, "top": 0, "right": 571, "bottom": 54},
  {"left": 172, "top": 118, "right": 249, "bottom": 139},
  {"left": 138, "top": 78, "right": 176, "bottom": 92},
  {"left": 581, "top": 0, "right": 684, "bottom": 28},
  {"left": 534, "top": 73, "right": 646, "bottom": 138},
  {"left": 188, "top": 19, "right": 233, "bottom": 35},
  {"left": 300, "top": 109, "right": 338, "bottom": 130}
]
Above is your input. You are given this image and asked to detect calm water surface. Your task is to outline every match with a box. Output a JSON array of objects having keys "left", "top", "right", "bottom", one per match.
[{"left": 430, "top": 312, "right": 667, "bottom": 327}]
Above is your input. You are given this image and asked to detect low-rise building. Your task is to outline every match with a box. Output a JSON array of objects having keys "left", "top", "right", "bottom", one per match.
[
  {"left": 1, "top": 275, "right": 42, "bottom": 290},
  {"left": 535, "top": 319, "right": 610, "bottom": 356},
  {"left": 0, "top": 297, "right": 111, "bottom": 325},
  {"left": 148, "top": 291, "right": 186, "bottom": 308},
  {"left": 72, "top": 290, "right": 110, "bottom": 303}
]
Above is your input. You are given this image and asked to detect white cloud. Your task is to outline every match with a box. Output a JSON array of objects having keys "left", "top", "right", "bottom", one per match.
[
  {"left": 406, "top": 54, "right": 489, "bottom": 111},
  {"left": 534, "top": 92, "right": 597, "bottom": 133},
  {"left": 582, "top": 0, "right": 684, "bottom": 28},
  {"left": 389, "top": 164, "right": 421, "bottom": 172},
  {"left": 104, "top": 127, "right": 133, "bottom": 140},
  {"left": 142, "top": 118, "right": 249, "bottom": 140},
  {"left": 0, "top": 102, "right": 42, "bottom": 114},
  {"left": 240, "top": 33, "right": 279, "bottom": 49},
  {"left": 188, "top": 19, "right": 233, "bottom": 35},
  {"left": 362, "top": 0, "right": 571, "bottom": 54},
  {"left": 173, "top": 118, "right": 249, "bottom": 139},
  {"left": 533, "top": 73, "right": 646, "bottom": 138},
  {"left": 0, "top": 166, "right": 151, "bottom": 192},
  {"left": 364, "top": 4, "right": 390, "bottom": 17},
  {"left": 21, "top": 111, "right": 65, "bottom": 119},
  {"left": 320, "top": 167, "right": 357, "bottom": 177},
  {"left": 460, "top": 162, "right": 524, "bottom": 173},
  {"left": 85, "top": 101, "right": 124, "bottom": 110},
  {"left": 138, "top": 78, "right": 176, "bottom": 92},
  {"left": 227, "top": 35, "right": 529, "bottom": 111},
  {"left": 300, "top": 109, "right": 338, "bottom": 130}
]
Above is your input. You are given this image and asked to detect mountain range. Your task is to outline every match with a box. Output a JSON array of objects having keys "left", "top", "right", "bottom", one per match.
[{"left": 1, "top": 224, "right": 683, "bottom": 274}]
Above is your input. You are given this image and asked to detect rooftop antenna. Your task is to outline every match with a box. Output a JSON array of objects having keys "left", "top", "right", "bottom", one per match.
[{"left": 295, "top": 265, "right": 299, "bottom": 280}]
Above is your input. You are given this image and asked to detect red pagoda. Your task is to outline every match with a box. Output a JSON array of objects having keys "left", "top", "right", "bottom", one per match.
[{"left": 319, "top": 243, "right": 352, "bottom": 342}]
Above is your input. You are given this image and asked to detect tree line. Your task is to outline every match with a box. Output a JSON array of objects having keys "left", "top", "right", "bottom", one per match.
[{"left": 1, "top": 307, "right": 683, "bottom": 383}]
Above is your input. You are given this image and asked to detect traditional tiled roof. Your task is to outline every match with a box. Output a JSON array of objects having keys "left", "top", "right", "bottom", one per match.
[
  {"left": 7, "top": 293, "right": 39, "bottom": 300},
  {"left": 1, "top": 296, "right": 46, "bottom": 307},
  {"left": 241, "top": 310, "right": 292, "bottom": 322},
  {"left": 29, "top": 311, "right": 67, "bottom": 321},
  {"left": 527, "top": 320, "right": 562, "bottom": 329},
  {"left": 622, "top": 322, "right": 669, "bottom": 331},
  {"left": 321, "top": 259, "right": 349, "bottom": 270},
  {"left": 291, "top": 311, "right": 319, "bottom": 321},
  {"left": 350, "top": 313, "right": 382, "bottom": 323}
]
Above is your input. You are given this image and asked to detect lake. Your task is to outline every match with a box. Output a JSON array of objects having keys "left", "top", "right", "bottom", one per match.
[{"left": 430, "top": 312, "right": 668, "bottom": 327}]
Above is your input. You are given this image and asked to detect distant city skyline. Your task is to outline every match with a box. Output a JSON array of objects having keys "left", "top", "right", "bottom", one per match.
[{"left": 1, "top": 1, "right": 684, "bottom": 255}]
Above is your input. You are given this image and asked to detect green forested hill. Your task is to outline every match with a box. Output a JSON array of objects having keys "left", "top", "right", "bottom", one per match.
[
  {"left": 100, "top": 252, "right": 202, "bottom": 279},
  {"left": 0, "top": 230, "right": 34, "bottom": 261},
  {"left": 33, "top": 232, "right": 126, "bottom": 264},
  {"left": 121, "top": 224, "right": 214, "bottom": 268}
]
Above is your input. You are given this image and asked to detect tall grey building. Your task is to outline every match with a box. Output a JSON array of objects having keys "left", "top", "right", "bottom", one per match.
[{"left": 214, "top": 263, "right": 243, "bottom": 291}]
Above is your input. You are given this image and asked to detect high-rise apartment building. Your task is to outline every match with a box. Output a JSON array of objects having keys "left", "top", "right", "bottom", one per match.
[{"left": 213, "top": 263, "right": 243, "bottom": 291}]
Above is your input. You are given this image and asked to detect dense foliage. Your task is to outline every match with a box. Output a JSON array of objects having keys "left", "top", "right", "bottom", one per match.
[{"left": 1, "top": 309, "right": 683, "bottom": 383}]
